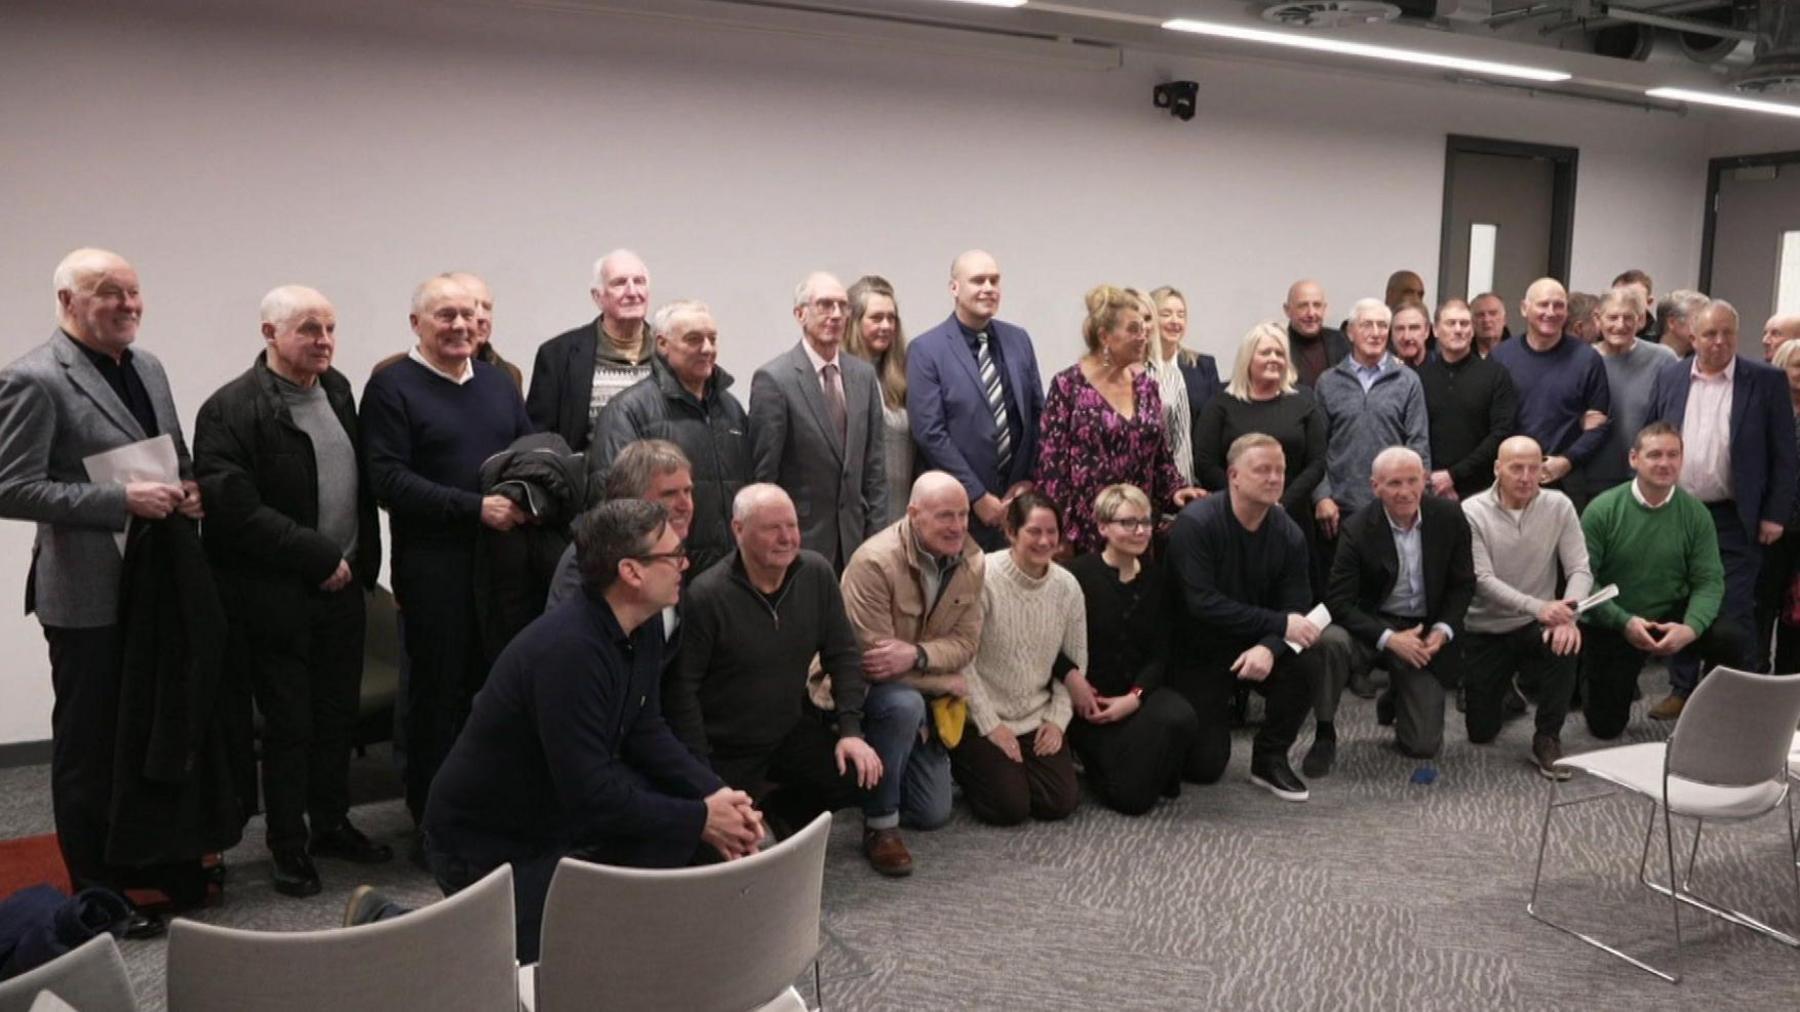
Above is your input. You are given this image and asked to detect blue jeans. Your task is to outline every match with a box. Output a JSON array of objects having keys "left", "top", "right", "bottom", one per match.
[{"left": 860, "top": 683, "right": 953, "bottom": 830}]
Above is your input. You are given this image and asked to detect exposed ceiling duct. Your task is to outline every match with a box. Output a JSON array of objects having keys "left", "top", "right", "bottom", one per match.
[
  {"left": 1258, "top": 2, "right": 1404, "bottom": 28},
  {"left": 1736, "top": 0, "right": 1800, "bottom": 92}
]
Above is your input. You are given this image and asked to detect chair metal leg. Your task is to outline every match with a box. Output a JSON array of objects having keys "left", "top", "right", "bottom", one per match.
[
  {"left": 1527, "top": 781, "right": 1681, "bottom": 983},
  {"left": 813, "top": 957, "right": 824, "bottom": 1012},
  {"left": 1662, "top": 794, "right": 1684, "bottom": 984},
  {"left": 1641, "top": 809, "right": 1800, "bottom": 949}
]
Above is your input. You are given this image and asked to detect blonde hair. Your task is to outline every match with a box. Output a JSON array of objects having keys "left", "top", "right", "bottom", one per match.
[
  {"left": 1224, "top": 321, "right": 1298, "bottom": 400},
  {"left": 1771, "top": 338, "right": 1800, "bottom": 369},
  {"left": 844, "top": 275, "right": 908, "bottom": 409},
  {"left": 1092, "top": 483, "right": 1151, "bottom": 524},
  {"left": 1081, "top": 284, "right": 1140, "bottom": 355}
]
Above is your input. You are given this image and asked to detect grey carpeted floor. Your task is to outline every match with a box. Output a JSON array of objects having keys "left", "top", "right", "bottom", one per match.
[{"left": 5, "top": 664, "right": 1800, "bottom": 1010}]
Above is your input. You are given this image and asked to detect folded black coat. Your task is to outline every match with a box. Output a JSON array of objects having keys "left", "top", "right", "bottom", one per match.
[
  {"left": 107, "top": 516, "right": 249, "bottom": 870},
  {"left": 0, "top": 885, "right": 130, "bottom": 979},
  {"left": 475, "top": 433, "right": 586, "bottom": 665}
]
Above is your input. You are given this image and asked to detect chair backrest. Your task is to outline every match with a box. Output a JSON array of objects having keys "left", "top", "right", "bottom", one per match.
[
  {"left": 535, "top": 812, "right": 831, "bottom": 1012},
  {"left": 165, "top": 865, "right": 516, "bottom": 1012},
  {"left": 0, "top": 935, "right": 136, "bottom": 1012},
  {"left": 1668, "top": 666, "right": 1800, "bottom": 787}
]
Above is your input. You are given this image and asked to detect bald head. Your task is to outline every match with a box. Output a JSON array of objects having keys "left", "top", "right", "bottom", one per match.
[
  {"left": 950, "top": 249, "right": 1001, "bottom": 327},
  {"left": 1521, "top": 278, "right": 1570, "bottom": 344},
  {"left": 1497, "top": 435, "right": 1543, "bottom": 463},
  {"left": 1284, "top": 280, "right": 1327, "bottom": 337},
  {"left": 1384, "top": 270, "right": 1425, "bottom": 310},
  {"left": 1763, "top": 313, "right": 1800, "bottom": 362},
  {"left": 54, "top": 248, "right": 141, "bottom": 353},
  {"left": 1494, "top": 435, "right": 1546, "bottom": 507},
  {"left": 908, "top": 471, "right": 971, "bottom": 557}
]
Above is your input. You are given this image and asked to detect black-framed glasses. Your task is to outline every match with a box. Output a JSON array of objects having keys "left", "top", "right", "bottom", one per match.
[
  {"left": 631, "top": 548, "right": 689, "bottom": 568},
  {"left": 1106, "top": 517, "right": 1154, "bottom": 532}
]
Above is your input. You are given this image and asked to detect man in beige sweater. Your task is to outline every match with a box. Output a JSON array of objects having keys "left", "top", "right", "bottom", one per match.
[{"left": 841, "top": 472, "right": 986, "bottom": 874}]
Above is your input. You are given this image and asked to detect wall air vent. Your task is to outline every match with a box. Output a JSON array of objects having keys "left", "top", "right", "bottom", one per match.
[{"left": 1259, "top": 2, "right": 1403, "bottom": 30}]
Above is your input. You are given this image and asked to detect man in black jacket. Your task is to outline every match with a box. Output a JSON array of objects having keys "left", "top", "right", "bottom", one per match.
[
  {"left": 667, "top": 484, "right": 881, "bottom": 837},
  {"left": 193, "top": 286, "right": 390, "bottom": 897},
  {"left": 594, "top": 300, "right": 752, "bottom": 574},
  {"left": 1415, "top": 299, "right": 1519, "bottom": 501},
  {"left": 526, "top": 249, "right": 653, "bottom": 453},
  {"left": 1282, "top": 279, "right": 1349, "bottom": 389},
  {"left": 1319, "top": 448, "right": 1475, "bottom": 765}
]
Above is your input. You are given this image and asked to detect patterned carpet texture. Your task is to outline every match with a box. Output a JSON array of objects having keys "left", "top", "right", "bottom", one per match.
[{"left": 4, "top": 665, "right": 1798, "bottom": 1010}]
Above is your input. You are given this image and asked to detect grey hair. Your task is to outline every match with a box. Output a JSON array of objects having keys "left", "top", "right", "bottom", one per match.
[
  {"left": 650, "top": 299, "right": 711, "bottom": 339},
  {"left": 410, "top": 275, "right": 468, "bottom": 315},
  {"left": 1371, "top": 446, "right": 1423, "bottom": 478},
  {"left": 1694, "top": 297, "right": 1739, "bottom": 328},
  {"left": 1658, "top": 289, "right": 1709, "bottom": 326},
  {"left": 52, "top": 248, "right": 126, "bottom": 303},
  {"left": 1599, "top": 285, "right": 1645, "bottom": 318},
  {"left": 792, "top": 271, "right": 843, "bottom": 310},
  {"left": 591, "top": 248, "right": 647, "bottom": 289},
  {"left": 732, "top": 483, "right": 792, "bottom": 523},
  {"left": 259, "top": 285, "right": 330, "bottom": 330},
  {"left": 574, "top": 499, "right": 668, "bottom": 594},
  {"left": 603, "top": 439, "right": 691, "bottom": 501},
  {"left": 1349, "top": 298, "right": 1392, "bottom": 325}
]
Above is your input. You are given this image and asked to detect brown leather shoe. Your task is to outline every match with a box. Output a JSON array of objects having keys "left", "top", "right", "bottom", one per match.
[
  {"left": 1648, "top": 694, "right": 1685, "bottom": 721},
  {"left": 863, "top": 827, "right": 913, "bottom": 878}
]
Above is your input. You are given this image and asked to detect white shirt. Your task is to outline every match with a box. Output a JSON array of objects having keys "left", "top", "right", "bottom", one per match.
[
  {"left": 801, "top": 337, "right": 840, "bottom": 391},
  {"left": 408, "top": 347, "right": 473, "bottom": 386},
  {"left": 1678, "top": 360, "right": 1734, "bottom": 503}
]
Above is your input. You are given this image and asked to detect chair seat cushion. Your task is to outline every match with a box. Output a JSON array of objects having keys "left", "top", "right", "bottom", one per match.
[{"left": 1559, "top": 742, "right": 1788, "bottom": 820}]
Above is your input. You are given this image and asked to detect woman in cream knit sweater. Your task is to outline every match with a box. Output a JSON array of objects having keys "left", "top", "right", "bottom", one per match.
[{"left": 952, "top": 491, "right": 1086, "bottom": 825}]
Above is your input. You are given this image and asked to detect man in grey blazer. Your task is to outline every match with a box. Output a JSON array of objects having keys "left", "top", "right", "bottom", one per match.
[
  {"left": 750, "top": 272, "right": 886, "bottom": 570},
  {"left": 0, "top": 248, "right": 202, "bottom": 908}
]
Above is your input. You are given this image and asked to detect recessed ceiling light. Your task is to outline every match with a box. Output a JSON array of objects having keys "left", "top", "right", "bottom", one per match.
[
  {"left": 1162, "top": 18, "right": 1571, "bottom": 84},
  {"left": 1646, "top": 87, "right": 1800, "bottom": 119}
]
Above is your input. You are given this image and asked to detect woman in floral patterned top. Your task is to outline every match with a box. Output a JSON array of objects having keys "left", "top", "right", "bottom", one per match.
[{"left": 1033, "top": 285, "right": 1204, "bottom": 554}]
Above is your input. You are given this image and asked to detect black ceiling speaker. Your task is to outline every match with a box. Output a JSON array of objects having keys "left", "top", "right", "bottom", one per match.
[{"left": 1153, "top": 81, "right": 1199, "bottom": 121}]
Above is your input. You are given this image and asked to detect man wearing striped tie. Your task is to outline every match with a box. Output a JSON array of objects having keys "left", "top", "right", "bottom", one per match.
[{"left": 907, "top": 250, "right": 1045, "bottom": 551}]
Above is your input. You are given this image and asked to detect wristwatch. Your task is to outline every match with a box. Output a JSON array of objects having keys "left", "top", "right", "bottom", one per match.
[{"left": 914, "top": 645, "right": 929, "bottom": 672}]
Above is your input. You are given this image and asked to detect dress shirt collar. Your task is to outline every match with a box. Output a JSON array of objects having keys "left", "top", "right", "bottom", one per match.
[
  {"left": 1384, "top": 507, "right": 1420, "bottom": 534},
  {"left": 408, "top": 347, "right": 473, "bottom": 385},
  {"left": 1630, "top": 479, "right": 1674, "bottom": 510},
  {"left": 800, "top": 336, "right": 837, "bottom": 374},
  {"left": 1689, "top": 358, "right": 1733, "bottom": 384}
]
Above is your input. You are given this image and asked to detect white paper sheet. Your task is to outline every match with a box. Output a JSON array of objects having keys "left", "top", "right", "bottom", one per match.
[
  {"left": 1573, "top": 584, "right": 1620, "bottom": 615},
  {"left": 83, "top": 433, "right": 180, "bottom": 553},
  {"left": 1287, "top": 602, "right": 1332, "bottom": 653}
]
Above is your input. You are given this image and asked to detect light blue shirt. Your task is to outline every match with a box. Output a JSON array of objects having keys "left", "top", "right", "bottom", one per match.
[
  {"left": 1375, "top": 508, "right": 1455, "bottom": 650},
  {"left": 1352, "top": 354, "right": 1388, "bottom": 393}
]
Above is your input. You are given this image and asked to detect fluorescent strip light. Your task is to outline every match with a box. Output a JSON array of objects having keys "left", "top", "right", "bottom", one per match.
[
  {"left": 933, "top": 0, "right": 1027, "bottom": 7},
  {"left": 1646, "top": 87, "right": 1800, "bottom": 119},
  {"left": 1161, "top": 18, "right": 1571, "bottom": 84}
]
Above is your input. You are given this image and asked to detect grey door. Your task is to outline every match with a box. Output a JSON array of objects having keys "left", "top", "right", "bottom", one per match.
[
  {"left": 1707, "top": 159, "right": 1800, "bottom": 358},
  {"left": 1442, "top": 150, "right": 1556, "bottom": 304}
]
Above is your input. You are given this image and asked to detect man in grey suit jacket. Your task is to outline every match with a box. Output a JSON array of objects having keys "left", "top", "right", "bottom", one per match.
[
  {"left": 0, "top": 248, "right": 202, "bottom": 904},
  {"left": 750, "top": 272, "right": 886, "bottom": 570}
]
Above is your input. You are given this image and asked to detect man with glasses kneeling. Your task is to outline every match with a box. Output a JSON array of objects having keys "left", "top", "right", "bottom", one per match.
[{"left": 349, "top": 500, "right": 765, "bottom": 962}]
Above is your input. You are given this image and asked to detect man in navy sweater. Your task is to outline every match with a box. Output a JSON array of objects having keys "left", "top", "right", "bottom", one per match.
[
  {"left": 1490, "top": 278, "right": 1611, "bottom": 509},
  {"left": 401, "top": 500, "right": 762, "bottom": 962},
  {"left": 360, "top": 274, "right": 534, "bottom": 828}
]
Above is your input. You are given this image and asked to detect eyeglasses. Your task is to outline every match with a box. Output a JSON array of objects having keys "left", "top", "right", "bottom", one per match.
[
  {"left": 1106, "top": 517, "right": 1154, "bottom": 532},
  {"left": 809, "top": 298, "right": 850, "bottom": 316},
  {"left": 631, "top": 548, "right": 689, "bottom": 569}
]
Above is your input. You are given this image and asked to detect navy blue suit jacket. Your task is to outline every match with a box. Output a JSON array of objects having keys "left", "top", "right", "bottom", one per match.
[
  {"left": 1647, "top": 354, "right": 1798, "bottom": 539},
  {"left": 907, "top": 313, "right": 1044, "bottom": 503}
]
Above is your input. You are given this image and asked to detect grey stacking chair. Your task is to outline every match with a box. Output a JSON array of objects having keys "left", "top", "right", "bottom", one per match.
[
  {"left": 1528, "top": 666, "right": 1800, "bottom": 983},
  {"left": 0, "top": 935, "right": 136, "bottom": 1012},
  {"left": 532, "top": 812, "right": 831, "bottom": 1012},
  {"left": 165, "top": 865, "right": 516, "bottom": 1011}
]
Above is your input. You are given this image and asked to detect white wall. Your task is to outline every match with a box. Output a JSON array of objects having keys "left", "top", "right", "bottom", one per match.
[{"left": 2, "top": 0, "right": 1793, "bottom": 744}]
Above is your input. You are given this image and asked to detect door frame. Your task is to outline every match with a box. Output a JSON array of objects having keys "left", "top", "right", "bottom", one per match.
[
  {"left": 1699, "top": 149, "right": 1800, "bottom": 294},
  {"left": 1437, "top": 135, "right": 1579, "bottom": 302}
]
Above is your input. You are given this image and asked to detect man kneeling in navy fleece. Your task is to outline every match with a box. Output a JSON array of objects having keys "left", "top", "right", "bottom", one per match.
[{"left": 349, "top": 499, "right": 764, "bottom": 962}]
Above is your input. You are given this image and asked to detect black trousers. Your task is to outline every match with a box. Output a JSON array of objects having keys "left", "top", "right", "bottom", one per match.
[
  {"left": 950, "top": 727, "right": 1080, "bottom": 826},
  {"left": 1582, "top": 612, "right": 1753, "bottom": 740},
  {"left": 43, "top": 625, "right": 203, "bottom": 899},
  {"left": 393, "top": 543, "right": 485, "bottom": 823},
  {"left": 1172, "top": 647, "right": 1318, "bottom": 784},
  {"left": 1460, "top": 624, "right": 1575, "bottom": 743},
  {"left": 710, "top": 715, "right": 869, "bottom": 835},
  {"left": 1753, "top": 526, "right": 1800, "bottom": 673},
  {"left": 246, "top": 584, "right": 366, "bottom": 852},
  {"left": 1068, "top": 690, "right": 1199, "bottom": 816}
]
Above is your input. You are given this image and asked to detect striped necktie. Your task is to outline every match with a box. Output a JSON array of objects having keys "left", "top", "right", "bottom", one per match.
[{"left": 977, "top": 331, "right": 1012, "bottom": 477}]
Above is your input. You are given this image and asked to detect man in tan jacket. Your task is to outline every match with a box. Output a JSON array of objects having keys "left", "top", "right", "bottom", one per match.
[{"left": 839, "top": 471, "right": 986, "bottom": 875}]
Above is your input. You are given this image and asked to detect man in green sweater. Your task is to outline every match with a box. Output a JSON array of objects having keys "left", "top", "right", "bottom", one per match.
[{"left": 1579, "top": 421, "right": 1750, "bottom": 738}]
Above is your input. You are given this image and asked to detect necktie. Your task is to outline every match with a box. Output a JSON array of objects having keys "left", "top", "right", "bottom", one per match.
[
  {"left": 821, "top": 362, "right": 847, "bottom": 445},
  {"left": 977, "top": 332, "right": 1012, "bottom": 477}
]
